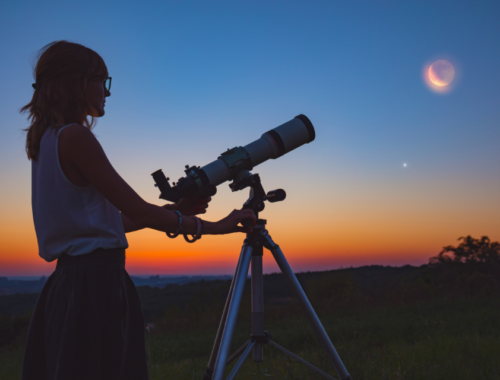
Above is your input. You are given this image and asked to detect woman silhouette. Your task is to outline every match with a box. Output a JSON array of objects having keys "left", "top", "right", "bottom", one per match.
[{"left": 21, "top": 40, "right": 255, "bottom": 380}]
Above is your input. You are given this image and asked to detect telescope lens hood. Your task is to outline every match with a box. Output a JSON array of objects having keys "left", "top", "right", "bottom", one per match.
[{"left": 294, "top": 114, "right": 315, "bottom": 143}]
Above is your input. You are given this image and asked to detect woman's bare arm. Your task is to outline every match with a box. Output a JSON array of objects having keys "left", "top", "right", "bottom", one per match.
[
  {"left": 58, "top": 125, "right": 255, "bottom": 234},
  {"left": 121, "top": 212, "right": 142, "bottom": 233}
]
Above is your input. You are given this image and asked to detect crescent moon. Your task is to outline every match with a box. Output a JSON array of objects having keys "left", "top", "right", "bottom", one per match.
[
  {"left": 428, "top": 66, "right": 447, "bottom": 86},
  {"left": 428, "top": 60, "right": 455, "bottom": 87}
]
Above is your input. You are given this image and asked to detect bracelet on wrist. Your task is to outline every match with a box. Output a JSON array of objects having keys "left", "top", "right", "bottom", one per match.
[
  {"left": 166, "top": 210, "right": 183, "bottom": 238},
  {"left": 184, "top": 216, "right": 203, "bottom": 243}
]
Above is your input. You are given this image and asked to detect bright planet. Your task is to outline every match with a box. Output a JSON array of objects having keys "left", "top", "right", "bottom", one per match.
[{"left": 428, "top": 60, "right": 455, "bottom": 87}]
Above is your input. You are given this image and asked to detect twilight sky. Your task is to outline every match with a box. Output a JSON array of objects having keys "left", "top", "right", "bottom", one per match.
[{"left": 0, "top": 1, "right": 499, "bottom": 276}]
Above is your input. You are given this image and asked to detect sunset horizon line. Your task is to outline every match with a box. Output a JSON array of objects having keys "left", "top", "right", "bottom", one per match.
[{"left": 1, "top": 260, "right": 429, "bottom": 278}]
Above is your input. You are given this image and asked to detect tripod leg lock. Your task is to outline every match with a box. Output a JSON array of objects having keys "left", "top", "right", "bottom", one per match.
[{"left": 260, "top": 230, "right": 279, "bottom": 250}]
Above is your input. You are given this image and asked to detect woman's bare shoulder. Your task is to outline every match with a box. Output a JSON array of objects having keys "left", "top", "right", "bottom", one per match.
[
  {"left": 59, "top": 125, "right": 101, "bottom": 149},
  {"left": 59, "top": 124, "right": 94, "bottom": 139}
]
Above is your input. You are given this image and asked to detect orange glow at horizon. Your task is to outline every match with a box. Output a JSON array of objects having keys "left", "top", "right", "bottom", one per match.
[
  {"left": 1, "top": 174, "right": 499, "bottom": 277},
  {"left": 2, "top": 199, "right": 499, "bottom": 276}
]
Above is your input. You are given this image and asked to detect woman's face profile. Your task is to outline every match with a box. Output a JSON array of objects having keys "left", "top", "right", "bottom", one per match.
[{"left": 87, "top": 78, "right": 110, "bottom": 117}]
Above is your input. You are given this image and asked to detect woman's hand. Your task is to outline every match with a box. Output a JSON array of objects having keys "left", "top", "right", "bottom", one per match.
[
  {"left": 208, "top": 209, "right": 257, "bottom": 235},
  {"left": 168, "top": 197, "right": 212, "bottom": 215}
]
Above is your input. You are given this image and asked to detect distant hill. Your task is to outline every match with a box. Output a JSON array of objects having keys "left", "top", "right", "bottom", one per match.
[
  {"left": 130, "top": 275, "right": 232, "bottom": 288},
  {"left": 0, "top": 275, "right": 232, "bottom": 296},
  {"left": 0, "top": 265, "right": 422, "bottom": 319},
  {"left": 0, "top": 276, "right": 48, "bottom": 296}
]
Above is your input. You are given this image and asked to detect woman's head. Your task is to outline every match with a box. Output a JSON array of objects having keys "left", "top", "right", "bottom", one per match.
[{"left": 22, "top": 40, "right": 110, "bottom": 160}]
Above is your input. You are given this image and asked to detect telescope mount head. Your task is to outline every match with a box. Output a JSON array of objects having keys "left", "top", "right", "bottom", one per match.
[{"left": 229, "top": 172, "right": 286, "bottom": 220}]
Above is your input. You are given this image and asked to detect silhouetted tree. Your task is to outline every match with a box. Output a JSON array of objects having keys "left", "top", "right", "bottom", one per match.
[{"left": 429, "top": 236, "right": 500, "bottom": 266}]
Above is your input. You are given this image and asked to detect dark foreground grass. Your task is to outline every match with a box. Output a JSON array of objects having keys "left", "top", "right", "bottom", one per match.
[
  {"left": 144, "top": 297, "right": 500, "bottom": 380},
  {"left": 1, "top": 297, "right": 499, "bottom": 380}
]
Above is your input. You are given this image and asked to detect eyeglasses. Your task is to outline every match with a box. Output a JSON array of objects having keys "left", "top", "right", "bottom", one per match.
[
  {"left": 102, "top": 77, "right": 112, "bottom": 92},
  {"left": 93, "top": 77, "right": 112, "bottom": 92}
]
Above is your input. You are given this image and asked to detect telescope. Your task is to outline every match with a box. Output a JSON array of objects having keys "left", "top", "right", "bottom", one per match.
[
  {"left": 152, "top": 114, "right": 353, "bottom": 380},
  {"left": 152, "top": 114, "right": 315, "bottom": 202}
]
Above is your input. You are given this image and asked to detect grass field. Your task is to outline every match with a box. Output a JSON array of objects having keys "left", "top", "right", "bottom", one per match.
[{"left": 2, "top": 296, "right": 499, "bottom": 380}]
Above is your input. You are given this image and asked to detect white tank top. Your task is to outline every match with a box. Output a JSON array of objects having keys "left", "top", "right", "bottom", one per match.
[{"left": 32, "top": 124, "right": 128, "bottom": 262}]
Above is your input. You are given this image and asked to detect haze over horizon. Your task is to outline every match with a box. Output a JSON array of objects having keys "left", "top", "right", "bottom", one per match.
[{"left": 1, "top": 1, "right": 499, "bottom": 277}]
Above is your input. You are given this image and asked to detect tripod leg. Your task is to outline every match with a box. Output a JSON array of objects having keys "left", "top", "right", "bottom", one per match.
[
  {"left": 262, "top": 231, "right": 352, "bottom": 380},
  {"left": 251, "top": 244, "right": 264, "bottom": 362},
  {"left": 226, "top": 340, "right": 255, "bottom": 380},
  {"left": 213, "top": 243, "right": 253, "bottom": 380},
  {"left": 204, "top": 251, "right": 244, "bottom": 380},
  {"left": 268, "top": 340, "right": 337, "bottom": 380},
  {"left": 226, "top": 340, "right": 250, "bottom": 365}
]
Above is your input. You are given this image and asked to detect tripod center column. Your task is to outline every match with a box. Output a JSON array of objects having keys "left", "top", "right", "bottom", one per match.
[{"left": 251, "top": 239, "right": 264, "bottom": 363}]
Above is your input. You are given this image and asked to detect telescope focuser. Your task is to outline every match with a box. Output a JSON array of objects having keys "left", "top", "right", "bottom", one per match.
[
  {"left": 266, "top": 189, "right": 286, "bottom": 203},
  {"left": 152, "top": 166, "right": 217, "bottom": 203}
]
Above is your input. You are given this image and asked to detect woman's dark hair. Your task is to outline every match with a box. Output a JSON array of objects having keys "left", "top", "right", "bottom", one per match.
[{"left": 21, "top": 40, "right": 108, "bottom": 160}]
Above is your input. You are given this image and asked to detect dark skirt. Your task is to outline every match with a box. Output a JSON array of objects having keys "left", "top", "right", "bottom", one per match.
[{"left": 22, "top": 248, "right": 149, "bottom": 380}]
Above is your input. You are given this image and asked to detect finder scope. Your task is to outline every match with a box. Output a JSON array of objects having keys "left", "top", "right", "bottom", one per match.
[{"left": 152, "top": 114, "right": 315, "bottom": 202}]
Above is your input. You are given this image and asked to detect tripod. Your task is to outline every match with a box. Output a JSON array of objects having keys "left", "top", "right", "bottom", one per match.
[{"left": 202, "top": 173, "right": 352, "bottom": 380}]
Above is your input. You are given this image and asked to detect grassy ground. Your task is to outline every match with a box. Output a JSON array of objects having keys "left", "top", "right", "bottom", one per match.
[
  {"left": 3, "top": 296, "right": 491, "bottom": 379},
  {"left": 1, "top": 293, "right": 499, "bottom": 379},
  {"left": 143, "top": 297, "right": 500, "bottom": 380}
]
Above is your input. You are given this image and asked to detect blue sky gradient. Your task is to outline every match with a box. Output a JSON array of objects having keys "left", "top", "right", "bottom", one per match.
[{"left": 1, "top": 1, "right": 499, "bottom": 275}]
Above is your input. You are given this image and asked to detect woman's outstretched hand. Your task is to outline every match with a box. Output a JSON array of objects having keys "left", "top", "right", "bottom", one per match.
[{"left": 210, "top": 209, "right": 257, "bottom": 235}]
